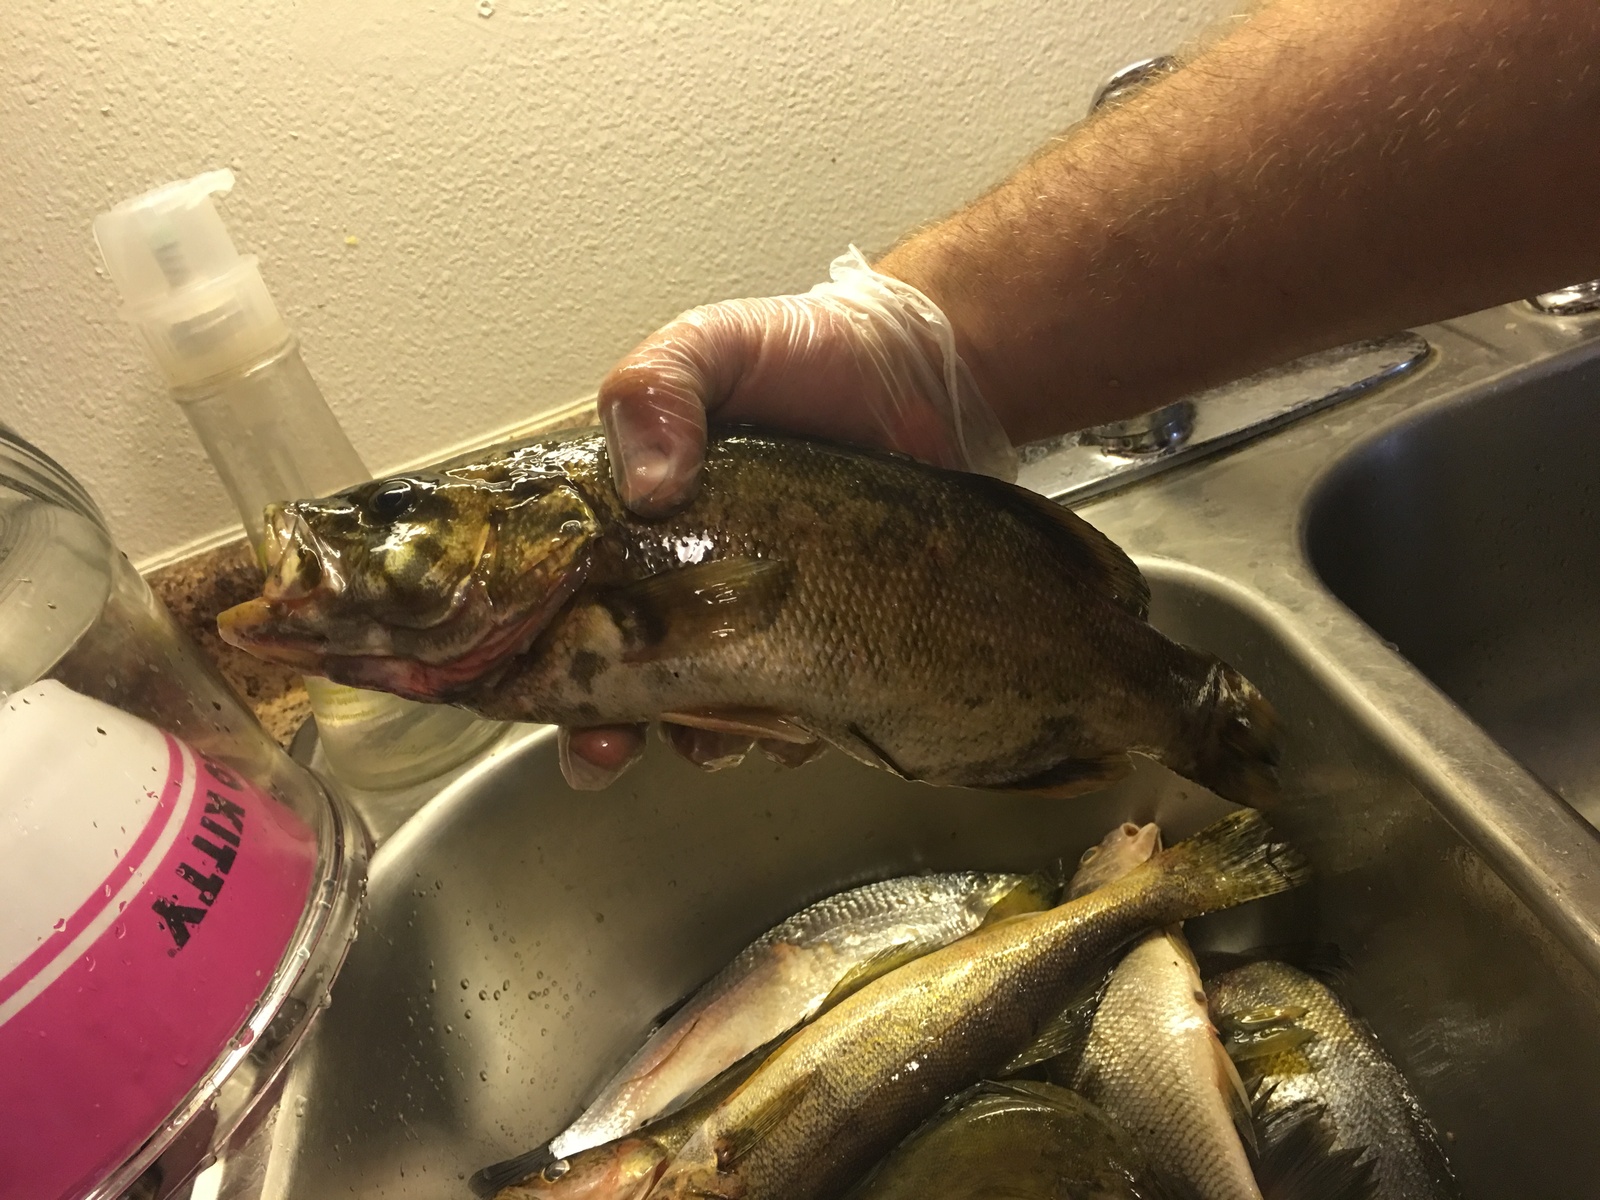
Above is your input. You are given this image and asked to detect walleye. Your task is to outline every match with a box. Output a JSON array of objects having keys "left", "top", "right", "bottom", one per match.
[
  {"left": 1209, "top": 961, "right": 1460, "bottom": 1200},
  {"left": 521, "top": 810, "right": 1304, "bottom": 1200},
  {"left": 547, "top": 871, "right": 1056, "bottom": 1160},
  {"left": 845, "top": 1079, "right": 1173, "bottom": 1200},
  {"left": 218, "top": 429, "right": 1279, "bottom": 804}
]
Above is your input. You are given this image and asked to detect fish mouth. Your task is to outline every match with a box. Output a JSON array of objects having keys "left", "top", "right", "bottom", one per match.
[{"left": 219, "top": 511, "right": 592, "bottom": 700}]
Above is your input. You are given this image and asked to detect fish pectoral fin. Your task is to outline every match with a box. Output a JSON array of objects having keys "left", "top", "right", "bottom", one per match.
[
  {"left": 999, "top": 959, "right": 1115, "bottom": 1077},
  {"left": 659, "top": 707, "right": 814, "bottom": 744},
  {"left": 715, "top": 1071, "right": 817, "bottom": 1169},
  {"left": 1214, "top": 1032, "right": 1260, "bottom": 1157},
  {"left": 607, "top": 557, "right": 794, "bottom": 663},
  {"left": 974, "top": 476, "right": 1151, "bottom": 619},
  {"left": 989, "top": 753, "right": 1134, "bottom": 799},
  {"left": 1216, "top": 1004, "right": 1318, "bottom": 1063},
  {"left": 1253, "top": 1100, "right": 1378, "bottom": 1200},
  {"left": 978, "top": 870, "right": 1061, "bottom": 926},
  {"left": 814, "top": 941, "right": 926, "bottom": 1016}
]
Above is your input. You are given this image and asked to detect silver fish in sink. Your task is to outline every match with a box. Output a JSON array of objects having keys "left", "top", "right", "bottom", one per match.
[
  {"left": 1209, "top": 961, "right": 1460, "bottom": 1200},
  {"left": 546, "top": 869, "right": 1057, "bottom": 1160}
]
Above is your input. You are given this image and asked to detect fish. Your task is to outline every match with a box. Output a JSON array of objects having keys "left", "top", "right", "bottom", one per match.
[
  {"left": 1208, "top": 961, "right": 1460, "bottom": 1200},
  {"left": 609, "top": 810, "right": 1306, "bottom": 1200},
  {"left": 217, "top": 428, "right": 1279, "bottom": 804},
  {"left": 844, "top": 1078, "right": 1175, "bottom": 1200},
  {"left": 547, "top": 870, "right": 1057, "bottom": 1160},
  {"left": 1074, "top": 929, "right": 1263, "bottom": 1200}
]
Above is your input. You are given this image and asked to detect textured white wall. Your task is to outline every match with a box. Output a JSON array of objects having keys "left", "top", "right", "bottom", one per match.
[{"left": 2, "top": 0, "right": 1236, "bottom": 565}]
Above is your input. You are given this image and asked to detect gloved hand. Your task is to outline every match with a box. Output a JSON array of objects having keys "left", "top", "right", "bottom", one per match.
[{"left": 559, "top": 247, "right": 1017, "bottom": 790}]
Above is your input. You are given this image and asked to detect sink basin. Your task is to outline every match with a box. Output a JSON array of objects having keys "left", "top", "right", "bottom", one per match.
[
  {"left": 1306, "top": 349, "right": 1600, "bottom": 829},
  {"left": 263, "top": 564, "right": 1600, "bottom": 1200}
]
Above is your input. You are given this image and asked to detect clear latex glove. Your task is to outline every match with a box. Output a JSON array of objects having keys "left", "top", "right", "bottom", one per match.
[
  {"left": 562, "top": 248, "right": 1017, "bottom": 791},
  {"left": 598, "top": 246, "right": 1018, "bottom": 517}
]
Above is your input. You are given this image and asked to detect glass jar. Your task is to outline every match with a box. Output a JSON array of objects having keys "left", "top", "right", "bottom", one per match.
[{"left": 0, "top": 424, "right": 366, "bottom": 1200}]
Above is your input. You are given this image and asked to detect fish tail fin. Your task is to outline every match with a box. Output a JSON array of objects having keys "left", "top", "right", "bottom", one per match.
[
  {"left": 1150, "top": 810, "right": 1310, "bottom": 922},
  {"left": 469, "top": 1145, "right": 554, "bottom": 1197},
  {"left": 1162, "top": 654, "right": 1281, "bottom": 807},
  {"left": 1255, "top": 1100, "right": 1378, "bottom": 1200}
]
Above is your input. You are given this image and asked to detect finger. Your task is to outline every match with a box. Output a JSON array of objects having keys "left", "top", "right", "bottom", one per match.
[
  {"left": 558, "top": 723, "right": 647, "bottom": 790},
  {"left": 659, "top": 722, "right": 753, "bottom": 771},
  {"left": 598, "top": 323, "right": 717, "bottom": 518}
]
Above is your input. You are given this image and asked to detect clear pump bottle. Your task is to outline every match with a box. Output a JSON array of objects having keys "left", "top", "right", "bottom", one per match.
[{"left": 93, "top": 170, "right": 504, "bottom": 791}]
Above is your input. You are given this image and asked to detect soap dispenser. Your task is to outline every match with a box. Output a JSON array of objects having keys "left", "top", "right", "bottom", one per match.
[{"left": 93, "top": 170, "right": 504, "bottom": 790}]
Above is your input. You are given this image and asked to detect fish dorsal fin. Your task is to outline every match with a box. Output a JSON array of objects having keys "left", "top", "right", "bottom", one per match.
[
  {"left": 1254, "top": 1100, "right": 1378, "bottom": 1200},
  {"left": 812, "top": 940, "right": 925, "bottom": 1017},
  {"left": 605, "top": 557, "right": 794, "bottom": 663},
  {"left": 978, "top": 870, "right": 1061, "bottom": 927},
  {"left": 715, "top": 1071, "right": 817, "bottom": 1168},
  {"left": 973, "top": 476, "right": 1150, "bottom": 619}
]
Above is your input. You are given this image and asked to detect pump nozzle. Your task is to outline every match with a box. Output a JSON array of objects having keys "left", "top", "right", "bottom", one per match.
[{"left": 94, "top": 169, "right": 289, "bottom": 387}]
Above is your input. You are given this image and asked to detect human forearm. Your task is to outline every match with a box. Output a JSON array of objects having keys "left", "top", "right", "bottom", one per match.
[{"left": 881, "top": 0, "right": 1600, "bottom": 442}]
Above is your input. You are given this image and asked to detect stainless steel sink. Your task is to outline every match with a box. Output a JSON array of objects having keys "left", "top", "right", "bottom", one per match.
[
  {"left": 243, "top": 302, "right": 1600, "bottom": 1200},
  {"left": 1306, "top": 350, "right": 1600, "bottom": 829}
]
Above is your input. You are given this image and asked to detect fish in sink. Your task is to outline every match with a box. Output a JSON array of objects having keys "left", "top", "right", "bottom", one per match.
[
  {"left": 546, "top": 869, "right": 1058, "bottom": 1161},
  {"left": 507, "top": 810, "right": 1308, "bottom": 1200},
  {"left": 217, "top": 428, "right": 1279, "bottom": 803},
  {"left": 843, "top": 1079, "right": 1172, "bottom": 1200},
  {"left": 1209, "top": 961, "right": 1461, "bottom": 1200}
]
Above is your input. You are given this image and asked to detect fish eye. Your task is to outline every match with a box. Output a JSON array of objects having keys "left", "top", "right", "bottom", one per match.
[
  {"left": 1078, "top": 846, "right": 1100, "bottom": 866},
  {"left": 367, "top": 479, "right": 418, "bottom": 523},
  {"left": 541, "top": 1159, "right": 571, "bottom": 1182}
]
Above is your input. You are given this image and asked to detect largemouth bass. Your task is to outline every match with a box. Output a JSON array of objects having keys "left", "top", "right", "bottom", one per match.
[
  {"left": 845, "top": 1079, "right": 1173, "bottom": 1200},
  {"left": 1209, "top": 961, "right": 1460, "bottom": 1200},
  {"left": 218, "top": 429, "right": 1278, "bottom": 803},
  {"left": 548, "top": 870, "right": 1055, "bottom": 1160},
  {"left": 508, "top": 810, "right": 1303, "bottom": 1200}
]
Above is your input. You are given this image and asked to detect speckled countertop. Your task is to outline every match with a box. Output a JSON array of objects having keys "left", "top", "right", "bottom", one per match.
[{"left": 146, "top": 405, "right": 598, "bottom": 746}]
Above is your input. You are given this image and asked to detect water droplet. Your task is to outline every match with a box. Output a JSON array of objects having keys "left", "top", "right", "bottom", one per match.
[
  {"left": 478, "top": 989, "right": 488, "bottom": 1001},
  {"left": 479, "top": 1070, "right": 489, "bottom": 1081},
  {"left": 113, "top": 923, "right": 127, "bottom": 939},
  {"left": 477, "top": 0, "right": 495, "bottom": 15},
  {"left": 460, "top": 978, "right": 469, "bottom": 990}
]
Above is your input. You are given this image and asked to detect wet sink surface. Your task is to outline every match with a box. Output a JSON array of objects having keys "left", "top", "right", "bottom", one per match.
[
  {"left": 272, "top": 569, "right": 1600, "bottom": 1200},
  {"left": 1306, "top": 351, "right": 1600, "bottom": 828}
]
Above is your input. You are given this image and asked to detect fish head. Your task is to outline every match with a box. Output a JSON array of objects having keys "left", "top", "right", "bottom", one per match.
[
  {"left": 499, "top": 1140, "right": 668, "bottom": 1200},
  {"left": 1067, "top": 821, "right": 1162, "bottom": 898},
  {"left": 217, "top": 464, "right": 601, "bottom": 700}
]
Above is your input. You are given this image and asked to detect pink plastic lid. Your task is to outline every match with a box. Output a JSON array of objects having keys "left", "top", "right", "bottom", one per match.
[{"left": 0, "top": 682, "right": 319, "bottom": 1200}]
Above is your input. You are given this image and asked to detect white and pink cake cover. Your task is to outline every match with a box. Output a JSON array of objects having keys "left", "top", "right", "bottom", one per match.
[{"left": 0, "top": 681, "right": 318, "bottom": 1200}]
